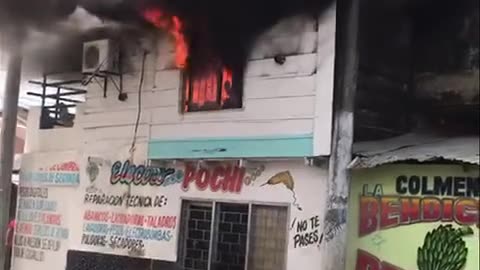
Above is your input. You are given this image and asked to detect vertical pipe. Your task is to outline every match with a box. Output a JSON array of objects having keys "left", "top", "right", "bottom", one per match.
[
  {"left": 0, "top": 50, "right": 23, "bottom": 270},
  {"left": 321, "top": 0, "right": 360, "bottom": 269}
]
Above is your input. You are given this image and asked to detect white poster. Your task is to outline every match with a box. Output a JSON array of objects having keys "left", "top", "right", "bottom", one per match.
[
  {"left": 12, "top": 151, "right": 80, "bottom": 270},
  {"left": 71, "top": 142, "right": 331, "bottom": 270},
  {"left": 71, "top": 143, "right": 182, "bottom": 261}
]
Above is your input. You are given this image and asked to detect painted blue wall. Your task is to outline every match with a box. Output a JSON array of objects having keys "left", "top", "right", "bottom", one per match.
[{"left": 148, "top": 134, "right": 314, "bottom": 159}]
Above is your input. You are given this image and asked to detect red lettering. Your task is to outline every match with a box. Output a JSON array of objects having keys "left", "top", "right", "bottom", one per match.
[
  {"left": 222, "top": 166, "right": 238, "bottom": 192},
  {"left": 146, "top": 216, "right": 177, "bottom": 229},
  {"left": 210, "top": 166, "right": 225, "bottom": 192},
  {"left": 234, "top": 167, "right": 246, "bottom": 192},
  {"left": 359, "top": 196, "right": 379, "bottom": 236},
  {"left": 182, "top": 164, "right": 245, "bottom": 193},
  {"left": 442, "top": 198, "right": 454, "bottom": 222},
  {"left": 16, "top": 223, "right": 33, "bottom": 235},
  {"left": 455, "top": 198, "right": 479, "bottom": 225},
  {"left": 83, "top": 211, "right": 109, "bottom": 222},
  {"left": 182, "top": 164, "right": 196, "bottom": 191},
  {"left": 356, "top": 250, "right": 405, "bottom": 270},
  {"left": 422, "top": 198, "right": 441, "bottom": 222},
  {"left": 196, "top": 168, "right": 210, "bottom": 190},
  {"left": 360, "top": 196, "right": 479, "bottom": 234},
  {"left": 43, "top": 214, "right": 61, "bottom": 225},
  {"left": 380, "top": 197, "right": 400, "bottom": 230},
  {"left": 356, "top": 249, "right": 380, "bottom": 270},
  {"left": 399, "top": 197, "right": 420, "bottom": 224}
]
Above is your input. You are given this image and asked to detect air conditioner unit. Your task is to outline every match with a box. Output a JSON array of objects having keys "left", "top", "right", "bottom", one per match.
[{"left": 82, "top": 39, "right": 119, "bottom": 73}]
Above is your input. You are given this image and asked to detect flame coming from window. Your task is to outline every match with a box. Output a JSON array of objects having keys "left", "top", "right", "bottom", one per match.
[
  {"left": 184, "top": 67, "right": 233, "bottom": 111},
  {"left": 143, "top": 8, "right": 188, "bottom": 68},
  {"left": 143, "top": 7, "right": 236, "bottom": 112}
]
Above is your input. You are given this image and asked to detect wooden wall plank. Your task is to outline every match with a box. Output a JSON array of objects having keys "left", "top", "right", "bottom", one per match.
[
  {"left": 150, "top": 119, "right": 313, "bottom": 139},
  {"left": 86, "top": 71, "right": 156, "bottom": 98},
  {"left": 84, "top": 124, "right": 150, "bottom": 142},
  {"left": 250, "top": 32, "right": 317, "bottom": 60},
  {"left": 84, "top": 89, "right": 178, "bottom": 113},
  {"left": 153, "top": 70, "right": 182, "bottom": 90},
  {"left": 245, "top": 75, "right": 315, "bottom": 99},
  {"left": 85, "top": 75, "right": 314, "bottom": 113},
  {"left": 78, "top": 109, "right": 151, "bottom": 129},
  {"left": 313, "top": 7, "right": 336, "bottom": 156},
  {"left": 150, "top": 96, "right": 315, "bottom": 124},
  {"left": 155, "top": 31, "right": 318, "bottom": 69},
  {"left": 263, "top": 15, "right": 316, "bottom": 37},
  {"left": 245, "top": 54, "right": 317, "bottom": 78}
]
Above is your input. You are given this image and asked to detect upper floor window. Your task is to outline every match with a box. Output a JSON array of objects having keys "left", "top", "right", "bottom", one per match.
[{"left": 183, "top": 66, "right": 243, "bottom": 112}]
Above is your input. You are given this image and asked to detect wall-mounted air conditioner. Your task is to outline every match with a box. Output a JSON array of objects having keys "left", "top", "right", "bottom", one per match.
[{"left": 82, "top": 39, "right": 119, "bottom": 73}]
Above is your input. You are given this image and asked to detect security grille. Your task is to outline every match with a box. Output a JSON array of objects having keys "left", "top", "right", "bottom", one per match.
[{"left": 178, "top": 200, "right": 288, "bottom": 270}]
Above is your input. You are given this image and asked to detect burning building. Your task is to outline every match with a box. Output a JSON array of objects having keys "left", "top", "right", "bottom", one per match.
[
  {"left": 9, "top": 0, "right": 338, "bottom": 270},
  {"left": 7, "top": 0, "right": 477, "bottom": 269}
]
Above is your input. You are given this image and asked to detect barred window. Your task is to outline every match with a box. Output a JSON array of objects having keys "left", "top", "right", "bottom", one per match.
[{"left": 178, "top": 200, "right": 288, "bottom": 270}]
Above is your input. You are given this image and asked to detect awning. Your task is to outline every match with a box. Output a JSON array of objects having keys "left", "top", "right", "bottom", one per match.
[{"left": 349, "top": 133, "right": 479, "bottom": 169}]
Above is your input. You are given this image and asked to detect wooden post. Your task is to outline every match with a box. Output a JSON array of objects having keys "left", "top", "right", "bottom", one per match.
[{"left": 320, "top": 0, "right": 360, "bottom": 269}]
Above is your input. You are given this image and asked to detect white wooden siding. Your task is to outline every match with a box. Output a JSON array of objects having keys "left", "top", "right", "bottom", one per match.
[
  {"left": 76, "top": 11, "right": 335, "bottom": 155},
  {"left": 83, "top": 124, "right": 150, "bottom": 143},
  {"left": 78, "top": 108, "right": 152, "bottom": 129},
  {"left": 313, "top": 8, "right": 336, "bottom": 156},
  {"left": 150, "top": 119, "right": 313, "bottom": 139}
]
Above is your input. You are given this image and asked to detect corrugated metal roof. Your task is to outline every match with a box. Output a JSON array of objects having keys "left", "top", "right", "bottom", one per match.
[{"left": 350, "top": 133, "right": 480, "bottom": 169}]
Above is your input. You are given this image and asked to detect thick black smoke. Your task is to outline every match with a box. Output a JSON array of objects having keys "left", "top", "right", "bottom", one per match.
[
  {"left": 1, "top": 0, "right": 464, "bottom": 75},
  {"left": 2, "top": 0, "right": 337, "bottom": 73},
  {"left": 141, "top": 0, "right": 336, "bottom": 72},
  {"left": 0, "top": 0, "right": 78, "bottom": 29},
  {"left": 87, "top": 0, "right": 336, "bottom": 73}
]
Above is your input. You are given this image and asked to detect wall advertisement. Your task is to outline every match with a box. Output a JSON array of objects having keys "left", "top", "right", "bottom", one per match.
[
  {"left": 12, "top": 151, "right": 80, "bottom": 270},
  {"left": 346, "top": 165, "right": 479, "bottom": 270},
  {"left": 68, "top": 144, "right": 331, "bottom": 269}
]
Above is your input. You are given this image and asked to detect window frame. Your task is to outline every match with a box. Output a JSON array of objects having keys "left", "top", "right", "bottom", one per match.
[
  {"left": 180, "top": 68, "right": 244, "bottom": 113},
  {"left": 177, "top": 197, "right": 291, "bottom": 270}
]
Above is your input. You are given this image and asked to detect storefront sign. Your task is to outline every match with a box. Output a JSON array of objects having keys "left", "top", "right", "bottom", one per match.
[
  {"left": 71, "top": 149, "right": 330, "bottom": 269},
  {"left": 20, "top": 161, "right": 80, "bottom": 186},
  {"left": 346, "top": 165, "right": 480, "bottom": 270},
  {"left": 182, "top": 164, "right": 246, "bottom": 193},
  {"left": 74, "top": 155, "right": 181, "bottom": 260},
  {"left": 13, "top": 151, "right": 78, "bottom": 270}
]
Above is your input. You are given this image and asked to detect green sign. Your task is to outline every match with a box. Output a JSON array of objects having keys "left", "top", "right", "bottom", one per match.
[{"left": 346, "top": 165, "right": 479, "bottom": 270}]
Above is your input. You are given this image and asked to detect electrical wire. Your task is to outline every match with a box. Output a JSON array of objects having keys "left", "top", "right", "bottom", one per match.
[{"left": 130, "top": 51, "right": 148, "bottom": 156}]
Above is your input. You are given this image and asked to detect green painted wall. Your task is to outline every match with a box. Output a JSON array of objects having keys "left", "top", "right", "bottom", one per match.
[{"left": 346, "top": 164, "right": 479, "bottom": 270}]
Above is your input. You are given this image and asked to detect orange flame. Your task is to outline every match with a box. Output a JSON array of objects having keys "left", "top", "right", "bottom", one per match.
[
  {"left": 143, "top": 8, "right": 188, "bottom": 68},
  {"left": 143, "top": 8, "right": 234, "bottom": 111},
  {"left": 221, "top": 68, "right": 232, "bottom": 105},
  {"left": 185, "top": 67, "right": 233, "bottom": 110}
]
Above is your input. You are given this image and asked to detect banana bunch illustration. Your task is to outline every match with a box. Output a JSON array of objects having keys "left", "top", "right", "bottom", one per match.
[
  {"left": 261, "top": 171, "right": 302, "bottom": 211},
  {"left": 417, "top": 225, "right": 474, "bottom": 270}
]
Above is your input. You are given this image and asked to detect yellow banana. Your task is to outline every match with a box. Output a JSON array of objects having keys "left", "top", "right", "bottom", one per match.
[{"left": 261, "top": 171, "right": 295, "bottom": 190}]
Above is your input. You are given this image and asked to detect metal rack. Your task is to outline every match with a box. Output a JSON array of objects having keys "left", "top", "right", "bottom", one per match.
[
  {"left": 82, "top": 69, "right": 124, "bottom": 99},
  {"left": 28, "top": 73, "right": 87, "bottom": 129},
  {"left": 81, "top": 46, "right": 124, "bottom": 99}
]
